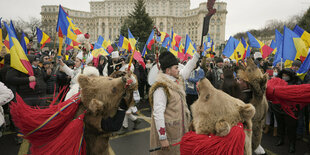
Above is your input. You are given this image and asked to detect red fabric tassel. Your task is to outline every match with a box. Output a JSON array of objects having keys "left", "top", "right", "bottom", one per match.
[
  {"left": 178, "top": 123, "right": 245, "bottom": 155},
  {"left": 10, "top": 93, "right": 80, "bottom": 146},
  {"left": 31, "top": 113, "right": 86, "bottom": 155},
  {"left": 266, "top": 78, "right": 310, "bottom": 118}
]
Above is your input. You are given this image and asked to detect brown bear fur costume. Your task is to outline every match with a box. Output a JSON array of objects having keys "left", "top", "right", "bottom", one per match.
[
  {"left": 238, "top": 58, "right": 269, "bottom": 151},
  {"left": 191, "top": 78, "right": 255, "bottom": 155},
  {"left": 75, "top": 72, "right": 136, "bottom": 155},
  {"left": 221, "top": 65, "right": 242, "bottom": 99}
]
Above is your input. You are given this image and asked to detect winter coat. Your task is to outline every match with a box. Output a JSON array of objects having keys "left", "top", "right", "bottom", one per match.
[
  {"left": 0, "top": 82, "right": 14, "bottom": 127},
  {"left": 272, "top": 68, "right": 301, "bottom": 116},
  {"left": 6, "top": 67, "right": 46, "bottom": 98},
  {"left": 0, "top": 65, "right": 10, "bottom": 84},
  {"left": 43, "top": 69, "right": 58, "bottom": 94},
  {"left": 0, "top": 82, "right": 14, "bottom": 106}
]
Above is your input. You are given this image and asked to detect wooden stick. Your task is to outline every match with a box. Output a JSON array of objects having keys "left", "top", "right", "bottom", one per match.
[{"left": 127, "top": 49, "right": 134, "bottom": 72}]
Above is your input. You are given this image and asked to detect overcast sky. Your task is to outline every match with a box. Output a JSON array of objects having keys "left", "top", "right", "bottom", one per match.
[{"left": 0, "top": 0, "right": 309, "bottom": 40}]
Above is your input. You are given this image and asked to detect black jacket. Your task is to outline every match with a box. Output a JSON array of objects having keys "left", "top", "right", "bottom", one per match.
[
  {"left": 6, "top": 67, "right": 46, "bottom": 98},
  {"left": 0, "top": 65, "right": 10, "bottom": 84}
]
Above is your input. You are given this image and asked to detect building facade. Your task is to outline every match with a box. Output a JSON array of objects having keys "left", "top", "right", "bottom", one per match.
[{"left": 41, "top": 0, "right": 227, "bottom": 51}]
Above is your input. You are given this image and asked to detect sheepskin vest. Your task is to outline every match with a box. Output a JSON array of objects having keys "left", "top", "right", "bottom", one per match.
[{"left": 149, "top": 73, "right": 191, "bottom": 155}]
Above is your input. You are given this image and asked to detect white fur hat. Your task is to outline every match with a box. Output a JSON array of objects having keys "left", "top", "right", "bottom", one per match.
[
  {"left": 80, "top": 66, "right": 99, "bottom": 77},
  {"left": 223, "top": 58, "right": 230, "bottom": 63},
  {"left": 76, "top": 51, "right": 93, "bottom": 65},
  {"left": 254, "top": 52, "right": 262, "bottom": 60},
  {"left": 111, "top": 51, "right": 120, "bottom": 59}
]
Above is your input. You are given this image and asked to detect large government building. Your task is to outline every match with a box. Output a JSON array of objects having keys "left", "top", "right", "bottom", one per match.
[{"left": 41, "top": 0, "right": 227, "bottom": 51}]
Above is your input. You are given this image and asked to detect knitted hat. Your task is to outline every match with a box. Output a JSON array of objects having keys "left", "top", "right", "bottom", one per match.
[
  {"left": 215, "top": 57, "right": 223, "bottom": 63},
  {"left": 292, "top": 60, "right": 302, "bottom": 67},
  {"left": 159, "top": 51, "right": 178, "bottom": 71},
  {"left": 27, "top": 54, "right": 39, "bottom": 63}
]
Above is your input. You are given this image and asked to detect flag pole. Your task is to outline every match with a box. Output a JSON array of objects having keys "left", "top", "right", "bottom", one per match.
[
  {"left": 128, "top": 49, "right": 135, "bottom": 72},
  {"left": 53, "top": 32, "right": 57, "bottom": 50},
  {"left": 153, "top": 26, "right": 161, "bottom": 70},
  {"left": 281, "top": 58, "right": 283, "bottom": 70}
]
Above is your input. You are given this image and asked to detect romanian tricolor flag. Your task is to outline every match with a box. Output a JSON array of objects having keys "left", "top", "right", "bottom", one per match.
[
  {"left": 4, "top": 35, "right": 10, "bottom": 52},
  {"left": 169, "top": 47, "right": 178, "bottom": 57},
  {"left": 94, "top": 36, "right": 113, "bottom": 54},
  {"left": 94, "top": 36, "right": 104, "bottom": 49},
  {"left": 133, "top": 50, "right": 146, "bottom": 69},
  {"left": 56, "top": 5, "right": 82, "bottom": 53},
  {"left": 146, "top": 30, "right": 155, "bottom": 50},
  {"left": 65, "top": 37, "right": 80, "bottom": 51},
  {"left": 247, "top": 32, "right": 274, "bottom": 59},
  {"left": 283, "top": 26, "right": 309, "bottom": 64},
  {"left": 206, "top": 34, "right": 212, "bottom": 52},
  {"left": 4, "top": 22, "right": 35, "bottom": 89},
  {"left": 273, "top": 29, "right": 284, "bottom": 66},
  {"left": 118, "top": 35, "right": 132, "bottom": 52},
  {"left": 58, "top": 28, "right": 64, "bottom": 56},
  {"left": 270, "top": 40, "right": 276, "bottom": 55},
  {"left": 141, "top": 45, "right": 147, "bottom": 57},
  {"left": 233, "top": 40, "right": 246, "bottom": 62},
  {"left": 10, "top": 21, "right": 18, "bottom": 38},
  {"left": 178, "top": 44, "right": 191, "bottom": 61},
  {"left": 36, "top": 27, "right": 51, "bottom": 49},
  {"left": 20, "top": 32, "right": 28, "bottom": 54},
  {"left": 185, "top": 34, "right": 196, "bottom": 57},
  {"left": 293, "top": 25, "right": 310, "bottom": 48},
  {"left": 297, "top": 50, "right": 310, "bottom": 80},
  {"left": 128, "top": 29, "right": 137, "bottom": 51},
  {"left": 222, "top": 36, "right": 239, "bottom": 60},
  {"left": 161, "top": 36, "right": 170, "bottom": 48},
  {"left": 56, "top": 5, "right": 81, "bottom": 39},
  {"left": 170, "top": 28, "right": 182, "bottom": 50},
  {"left": 241, "top": 37, "right": 251, "bottom": 60},
  {"left": 157, "top": 32, "right": 169, "bottom": 43},
  {"left": 93, "top": 36, "right": 109, "bottom": 55},
  {"left": 103, "top": 39, "right": 113, "bottom": 53},
  {"left": 92, "top": 48, "right": 109, "bottom": 67}
]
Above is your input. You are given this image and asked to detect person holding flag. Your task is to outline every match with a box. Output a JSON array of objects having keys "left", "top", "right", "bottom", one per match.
[{"left": 6, "top": 54, "right": 47, "bottom": 107}]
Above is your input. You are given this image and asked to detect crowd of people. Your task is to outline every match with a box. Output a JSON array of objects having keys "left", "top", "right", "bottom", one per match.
[{"left": 0, "top": 42, "right": 309, "bottom": 154}]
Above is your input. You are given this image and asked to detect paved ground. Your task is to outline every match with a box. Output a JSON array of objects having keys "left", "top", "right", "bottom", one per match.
[{"left": 0, "top": 101, "right": 309, "bottom": 155}]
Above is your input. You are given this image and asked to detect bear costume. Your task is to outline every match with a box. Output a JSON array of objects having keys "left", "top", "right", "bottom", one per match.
[
  {"left": 238, "top": 58, "right": 269, "bottom": 152},
  {"left": 77, "top": 72, "right": 136, "bottom": 155},
  {"left": 190, "top": 78, "right": 255, "bottom": 155}
]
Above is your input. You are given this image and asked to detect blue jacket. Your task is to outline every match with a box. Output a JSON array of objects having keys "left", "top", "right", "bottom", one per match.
[{"left": 185, "top": 68, "right": 205, "bottom": 95}]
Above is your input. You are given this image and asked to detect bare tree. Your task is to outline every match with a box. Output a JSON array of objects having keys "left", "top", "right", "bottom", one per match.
[{"left": 19, "top": 17, "right": 41, "bottom": 40}]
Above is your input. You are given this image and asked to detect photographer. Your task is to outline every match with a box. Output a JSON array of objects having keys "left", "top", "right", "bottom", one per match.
[{"left": 206, "top": 57, "right": 224, "bottom": 89}]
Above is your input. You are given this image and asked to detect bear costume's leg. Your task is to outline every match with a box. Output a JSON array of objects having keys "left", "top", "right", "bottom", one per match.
[
  {"left": 244, "top": 130, "right": 252, "bottom": 155},
  {"left": 252, "top": 120, "right": 264, "bottom": 151},
  {"left": 85, "top": 133, "right": 110, "bottom": 155}
]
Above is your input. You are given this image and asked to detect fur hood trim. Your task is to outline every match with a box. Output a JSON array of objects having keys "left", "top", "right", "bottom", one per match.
[
  {"left": 148, "top": 82, "right": 170, "bottom": 108},
  {"left": 149, "top": 73, "right": 185, "bottom": 108}
]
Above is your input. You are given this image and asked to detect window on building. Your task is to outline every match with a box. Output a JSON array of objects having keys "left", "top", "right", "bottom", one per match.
[
  {"left": 217, "top": 19, "right": 221, "bottom": 24},
  {"left": 211, "top": 18, "right": 215, "bottom": 24},
  {"left": 159, "top": 22, "right": 164, "bottom": 32}
]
